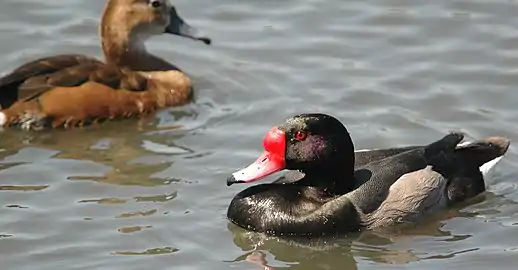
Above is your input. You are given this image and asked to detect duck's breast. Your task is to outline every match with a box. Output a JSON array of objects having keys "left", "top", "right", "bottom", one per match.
[{"left": 137, "top": 70, "right": 193, "bottom": 107}]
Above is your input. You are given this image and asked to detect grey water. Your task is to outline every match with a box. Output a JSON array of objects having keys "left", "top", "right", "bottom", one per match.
[{"left": 0, "top": 0, "right": 518, "bottom": 269}]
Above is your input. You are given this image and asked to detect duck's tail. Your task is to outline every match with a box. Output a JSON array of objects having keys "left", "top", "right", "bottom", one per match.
[
  {"left": 428, "top": 136, "right": 510, "bottom": 205},
  {"left": 424, "top": 134, "right": 510, "bottom": 180},
  {"left": 454, "top": 136, "right": 510, "bottom": 180}
]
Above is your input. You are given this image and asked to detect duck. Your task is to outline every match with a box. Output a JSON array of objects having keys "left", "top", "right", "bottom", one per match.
[
  {"left": 226, "top": 113, "right": 510, "bottom": 236},
  {"left": 0, "top": 0, "right": 211, "bottom": 130}
]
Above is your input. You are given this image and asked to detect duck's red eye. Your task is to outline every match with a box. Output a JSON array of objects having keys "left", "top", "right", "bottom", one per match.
[{"left": 295, "top": 130, "right": 307, "bottom": 141}]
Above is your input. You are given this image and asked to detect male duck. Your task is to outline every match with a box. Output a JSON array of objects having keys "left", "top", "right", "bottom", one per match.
[
  {"left": 0, "top": 0, "right": 210, "bottom": 130},
  {"left": 226, "top": 113, "right": 510, "bottom": 236}
]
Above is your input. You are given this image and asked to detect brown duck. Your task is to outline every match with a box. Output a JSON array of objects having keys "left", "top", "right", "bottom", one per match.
[{"left": 0, "top": 0, "right": 211, "bottom": 130}]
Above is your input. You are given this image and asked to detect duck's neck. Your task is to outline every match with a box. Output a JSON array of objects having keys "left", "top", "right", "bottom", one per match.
[
  {"left": 298, "top": 166, "right": 356, "bottom": 195},
  {"left": 299, "top": 145, "right": 357, "bottom": 194},
  {"left": 100, "top": 26, "right": 176, "bottom": 72}
]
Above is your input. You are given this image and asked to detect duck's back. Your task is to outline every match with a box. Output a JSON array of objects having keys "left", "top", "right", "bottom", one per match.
[
  {"left": 0, "top": 54, "right": 102, "bottom": 109},
  {"left": 347, "top": 133, "right": 464, "bottom": 215}
]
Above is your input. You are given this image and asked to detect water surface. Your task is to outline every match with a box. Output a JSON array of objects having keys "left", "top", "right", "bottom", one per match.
[{"left": 0, "top": 0, "right": 518, "bottom": 269}]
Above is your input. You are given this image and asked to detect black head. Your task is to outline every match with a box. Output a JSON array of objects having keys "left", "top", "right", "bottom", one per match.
[
  {"left": 227, "top": 113, "right": 356, "bottom": 186},
  {"left": 281, "top": 113, "right": 355, "bottom": 173}
]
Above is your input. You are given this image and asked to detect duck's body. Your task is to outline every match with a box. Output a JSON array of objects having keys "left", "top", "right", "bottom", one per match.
[
  {"left": 0, "top": 0, "right": 210, "bottom": 130},
  {"left": 226, "top": 114, "right": 510, "bottom": 236}
]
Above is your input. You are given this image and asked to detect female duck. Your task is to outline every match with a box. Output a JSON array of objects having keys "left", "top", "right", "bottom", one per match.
[
  {"left": 0, "top": 0, "right": 210, "bottom": 130},
  {"left": 226, "top": 113, "right": 510, "bottom": 236}
]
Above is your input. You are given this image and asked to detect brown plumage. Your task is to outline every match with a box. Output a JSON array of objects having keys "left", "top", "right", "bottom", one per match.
[{"left": 0, "top": 0, "right": 211, "bottom": 130}]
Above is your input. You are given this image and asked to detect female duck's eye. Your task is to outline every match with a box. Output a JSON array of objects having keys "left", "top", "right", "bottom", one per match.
[
  {"left": 295, "top": 131, "right": 307, "bottom": 141},
  {"left": 150, "top": 0, "right": 162, "bottom": 8}
]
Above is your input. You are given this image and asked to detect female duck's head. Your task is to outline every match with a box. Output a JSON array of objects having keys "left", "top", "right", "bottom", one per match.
[{"left": 100, "top": 0, "right": 211, "bottom": 66}]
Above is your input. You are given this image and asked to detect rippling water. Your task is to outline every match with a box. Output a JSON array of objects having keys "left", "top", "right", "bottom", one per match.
[{"left": 1, "top": 0, "right": 518, "bottom": 269}]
